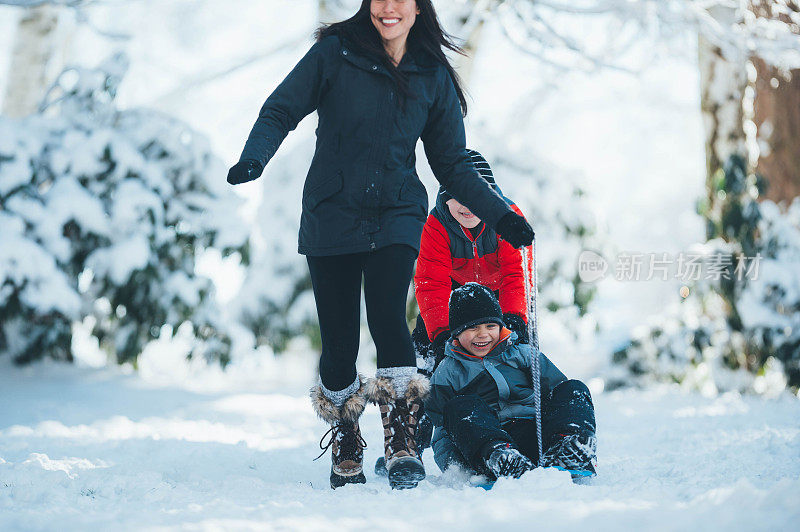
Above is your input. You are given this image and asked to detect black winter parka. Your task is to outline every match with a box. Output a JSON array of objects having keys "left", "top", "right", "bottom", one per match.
[{"left": 238, "top": 34, "right": 513, "bottom": 256}]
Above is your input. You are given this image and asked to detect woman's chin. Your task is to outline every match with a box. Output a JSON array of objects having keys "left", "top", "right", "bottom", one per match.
[{"left": 377, "top": 27, "right": 409, "bottom": 43}]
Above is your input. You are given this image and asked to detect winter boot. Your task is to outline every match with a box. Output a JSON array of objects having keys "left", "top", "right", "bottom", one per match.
[
  {"left": 310, "top": 377, "right": 368, "bottom": 489},
  {"left": 366, "top": 374, "right": 429, "bottom": 489},
  {"left": 483, "top": 441, "right": 535, "bottom": 479},
  {"left": 542, "top": 433, "right": 597, "bottom": 479},
  {"left": 374, "top": 408, "right": 433, "bottom": 477}
]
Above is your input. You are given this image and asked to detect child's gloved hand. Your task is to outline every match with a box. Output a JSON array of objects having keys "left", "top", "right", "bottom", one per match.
[
  {"left": 495, "top": 212, "right": 534, "bottom": 248},
  {"left": 502, "top": 313, "right": 529, "bottom": 344},
  {"left": 227, "top": 159, "right": 264, "bottom": 185},
  {"left": 432, "top": 332, "right": 449, "bottom": 367}
]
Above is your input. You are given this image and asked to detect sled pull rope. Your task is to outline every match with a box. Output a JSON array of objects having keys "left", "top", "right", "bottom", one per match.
[{"left": 521, "top": 241, "right": 543, "bottom": 466}]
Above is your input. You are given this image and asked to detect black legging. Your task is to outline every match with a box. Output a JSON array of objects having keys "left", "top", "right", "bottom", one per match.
[{"left": 307, "top": 244, "right": 418, "bottom": 391}]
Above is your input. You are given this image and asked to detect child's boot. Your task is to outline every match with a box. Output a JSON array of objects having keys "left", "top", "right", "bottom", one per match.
[
  {"left": 483, "top": 441, "right": 535, "bottom": 479},
  {"left": 543, "top": 380, "right": 597, "bottom": 479},
  {"left": 310, "top": 377, "right": 367, "bottom": 489},
  {"left": 366, "top": 373, "right": 429, "bottom": 489},
  {"left": 542, "top": 433, "right": 597, "bottom": 479}
]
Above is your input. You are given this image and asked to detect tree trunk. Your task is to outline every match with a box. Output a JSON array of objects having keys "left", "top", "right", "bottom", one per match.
[
  {"left": 749, "top": 1, "right": 800, "bottom": 206},
  {"left": 452, "top": 3, "right": 485, "bottom": 88},
  {"left": 698, "top": 5, "right": 748, "bottom": 239},
  {"left": 752, "top": 60, "right": 800, "bottom": 205},
  {"left": 2, "top": 5, "right": 61, "bottom": 118},
  {"left": 698, "top": 37, "right": 748, "bottom": 178}
]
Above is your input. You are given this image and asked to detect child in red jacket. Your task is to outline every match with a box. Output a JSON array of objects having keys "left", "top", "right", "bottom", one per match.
[{"left": 413, "top": 149, "right": 533, "bottom": 377}]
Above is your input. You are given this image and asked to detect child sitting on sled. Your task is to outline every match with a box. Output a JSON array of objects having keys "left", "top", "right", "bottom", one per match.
[{"left": 424, "top": 283, "right": 597, "bottom": 480}]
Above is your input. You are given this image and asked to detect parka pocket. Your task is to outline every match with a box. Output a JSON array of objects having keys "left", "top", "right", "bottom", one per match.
[
  {"left": 398, "top": 175, "right": 428, "bottom": 203},
  {"left": 304, "top": 171, "right": 343, "bottom": 211},
  {"left": 399, "top": 175, "right": 428, "bottom": 219}
]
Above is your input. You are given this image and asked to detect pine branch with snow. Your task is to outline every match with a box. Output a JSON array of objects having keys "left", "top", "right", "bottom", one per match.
[
  {"left": 613, "top": 155, "right": 800, "bottom": 394},
  {"left": 0, "top": 53, "right": 250, "bottom": 366}
]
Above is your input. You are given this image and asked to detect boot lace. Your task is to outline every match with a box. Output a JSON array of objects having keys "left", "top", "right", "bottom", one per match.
[
  {"left": 314, "top": 423, "right": 367, "bottom": 461},
  {"left": 542, "top": 434, "right": 596, "bottom": 469},
  {"left": 387, "top": 400, "right": 418, "bottom": 456}
]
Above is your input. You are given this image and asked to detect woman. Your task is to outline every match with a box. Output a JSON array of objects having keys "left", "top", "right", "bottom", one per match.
[{"left": 227, "top": 0, "right": 534, "bottom": 490}]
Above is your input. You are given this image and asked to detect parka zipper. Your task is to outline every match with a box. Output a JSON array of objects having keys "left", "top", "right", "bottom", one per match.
[{"left": 461, "top": 224, "right": 486, "bottom": 281}]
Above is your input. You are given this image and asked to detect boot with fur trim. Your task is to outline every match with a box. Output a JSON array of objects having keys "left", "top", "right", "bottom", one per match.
[
  {"left": 365, "top": 374, "right": 430, "bottom": 489},
  {"left": 310, "top": 378, "right": 367, "bottom": 489}
]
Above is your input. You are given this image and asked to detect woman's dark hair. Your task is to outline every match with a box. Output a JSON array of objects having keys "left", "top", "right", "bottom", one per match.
[{"left": 315, "top": 0, "right": 469, "bottom": 116}]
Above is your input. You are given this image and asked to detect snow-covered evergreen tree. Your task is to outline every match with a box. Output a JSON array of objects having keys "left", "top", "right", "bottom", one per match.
[
  {"left": 0, "top": 53, "right": 250, "bottom": 366},
  {"left": 613, "top": 155, "right": 800, "bottom": 394}
]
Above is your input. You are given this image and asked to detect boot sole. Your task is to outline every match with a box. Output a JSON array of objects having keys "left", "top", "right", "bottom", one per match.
[
  {"left": 330, "top": 469, "right": 366, "bottom": 489},
  {"left": 387, "top": 456, "right": 425, "bottom": 490}
]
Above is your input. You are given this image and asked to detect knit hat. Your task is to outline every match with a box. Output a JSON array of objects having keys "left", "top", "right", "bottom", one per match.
[
  {"left": 448, "top": 283, "right": 505, "bottom": 339},
  {"left": 439, "top": 149, "right": 496, "bottom": 203}
]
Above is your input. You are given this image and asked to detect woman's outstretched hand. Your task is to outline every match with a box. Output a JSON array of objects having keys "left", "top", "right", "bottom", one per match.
[
  {"left": 496, "top": 212, "right": 535, "bottom": 248},
  {"left": 227, "top": 160, "right": 264, "bottom": 185}
]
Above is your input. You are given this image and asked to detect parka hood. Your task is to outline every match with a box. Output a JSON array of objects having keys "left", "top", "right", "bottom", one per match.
[
  {"left": 434, "top": 149, "right": 506, "bottom": 236},
  {"left": 445, "top": 326, "right": 518, "bottom": 362}
]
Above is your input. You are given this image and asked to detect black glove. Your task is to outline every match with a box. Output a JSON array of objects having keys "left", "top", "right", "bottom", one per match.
[
  {"left": 416, "top": 410, "right": 434, "bottom": 451},
  {"left": 431, "top": 332, "right": 449, "bottom": 369},
  {"left": 227, "top": 159, "right": 264, "bottom": 185},
  {"left": 503, "top": 313, "right": 529, "bottom": 344},
  {"left": 495, "top": 212, "right": 534, "bottom": 248}
]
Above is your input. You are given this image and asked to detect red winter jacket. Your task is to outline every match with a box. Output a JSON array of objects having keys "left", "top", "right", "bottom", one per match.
[{"left": 414, "top": 191, "right": 532, "bottom": 342}]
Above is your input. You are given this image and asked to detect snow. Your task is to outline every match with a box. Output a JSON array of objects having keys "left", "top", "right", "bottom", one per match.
[
  {"left": 1, "top": 357, "right": 798, "bottom": 530},
  {"left": 0, "top": 212, "right": 81, "bottom": 317},
  {"left": 86, "top": 235, "right": 151, "bottom": 286}
]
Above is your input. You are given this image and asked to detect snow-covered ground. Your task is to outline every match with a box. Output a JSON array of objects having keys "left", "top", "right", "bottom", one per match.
[{"left": 2, "top": 356, "right": 798, "bottom": 531}]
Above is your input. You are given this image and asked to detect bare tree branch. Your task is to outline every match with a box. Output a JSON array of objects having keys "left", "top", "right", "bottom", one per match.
[
  {"left": 461, "top": 0, "right": 800, "bottom": 73},
  {"left": 152, "top": 35, "right": 310, "bottom": 107}
]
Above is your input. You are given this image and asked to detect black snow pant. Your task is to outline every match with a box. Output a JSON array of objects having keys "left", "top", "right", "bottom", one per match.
[
  {"left": 306, "top": 244, "right": 418, "bottom": 392},
  {"left": 439, "top": 379, "right": 596, "bottom": 473}
]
